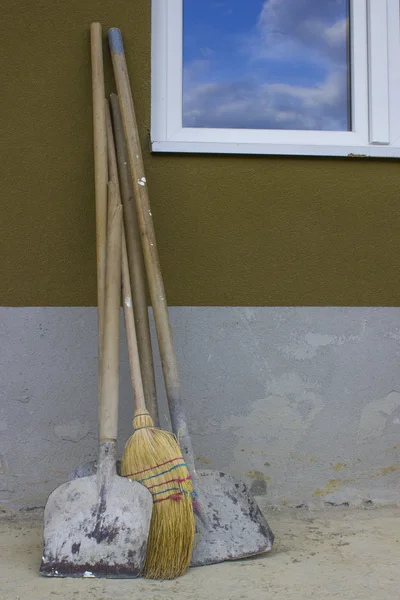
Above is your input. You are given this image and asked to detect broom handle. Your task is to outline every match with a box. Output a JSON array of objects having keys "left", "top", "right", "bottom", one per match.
[
  {"left": 108, "top": 28, "right": 196, "bottom": 474},
  {"left": 90, "top": 23, "right": 108, "bottom": 362},
  {"left": 110, "top": 93, "right": 159, "bottom": 426},
  {"left": 99, "top": 185, "right": 122, "bottom": 442},
  {"left": 122, "top": 227, "right": 147, "bottom": 412},
  {"left": 105, "top": 101, "right": 147, "bottom": 414},
  {"left": 105, "top": 100, "right": 120, "bottom": 198}
]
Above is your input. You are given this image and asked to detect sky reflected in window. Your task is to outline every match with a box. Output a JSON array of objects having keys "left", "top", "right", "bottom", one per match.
[{"left": 183, "top": 0, "right": 350, "bottom": 131}]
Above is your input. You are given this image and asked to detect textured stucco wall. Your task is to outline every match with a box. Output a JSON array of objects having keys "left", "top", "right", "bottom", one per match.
[
  {"left": 1, "top": 1, "right": 400, "bottom": 514},
  {"left": 1, "top": 307, "right": 399, "bottom": 512},
  {"left": 2, "top": 1, "right": 400, "bottom": 307}
]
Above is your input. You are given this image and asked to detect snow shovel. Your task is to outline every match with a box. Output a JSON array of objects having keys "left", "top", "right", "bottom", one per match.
[
  {"left": 108, "top": 27, "right": 274, "bottom": 567},
  {"left": 40, "top": 189, "right": 153, "bottom": 578}
]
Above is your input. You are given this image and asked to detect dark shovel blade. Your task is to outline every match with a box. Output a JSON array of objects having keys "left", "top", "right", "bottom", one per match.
[
  {"left": 40, "top": 475, "right": 152, "bottom": 578},
  {"left": 191, "top": 469, "right": 274, "bottom": 567}
]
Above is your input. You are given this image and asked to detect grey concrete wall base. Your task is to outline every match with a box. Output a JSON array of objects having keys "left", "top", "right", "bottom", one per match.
[{"left": 1, "top": 307, "right": 400, "bottom": 511}]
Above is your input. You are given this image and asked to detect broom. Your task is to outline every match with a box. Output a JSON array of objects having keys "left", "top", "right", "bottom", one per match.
[
  {"left": 105, "top": 102, "right": 195, "bottom": 579},
  {"left": 121, "top": 231, "right": 195, "bottom": 579}
]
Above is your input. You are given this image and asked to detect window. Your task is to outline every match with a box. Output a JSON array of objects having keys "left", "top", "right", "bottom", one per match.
[{"left": 151, "top": 0, "right": 400, "bottom": 157}]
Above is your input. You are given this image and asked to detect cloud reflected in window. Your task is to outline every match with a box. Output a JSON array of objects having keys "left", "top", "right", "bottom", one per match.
[{"left": 183, "top": 0, "right": 351, "bottom": 131}]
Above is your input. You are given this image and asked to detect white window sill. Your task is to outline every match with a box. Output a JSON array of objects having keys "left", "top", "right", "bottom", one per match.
[{"left": 151, "top": 141, "right": 400, "bottom": 158}]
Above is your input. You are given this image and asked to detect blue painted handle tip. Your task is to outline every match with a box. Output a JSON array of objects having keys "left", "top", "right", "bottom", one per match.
[{"left": 108, "top": 28, "right": 124, "bottom": 55}]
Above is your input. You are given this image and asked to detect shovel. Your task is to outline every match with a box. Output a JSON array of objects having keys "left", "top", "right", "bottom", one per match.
[
  {"left": 108, "top": 27, "right": 274, "bottom": 567},
  {"left": 40, "top": 188, "right": 153, "bottom": 578}
]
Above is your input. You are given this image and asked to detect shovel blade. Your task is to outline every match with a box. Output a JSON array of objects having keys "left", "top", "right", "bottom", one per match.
[
  {"left": 191, "top": 469, "right": 274, "bottom": 567},
  {"left": 40, "top": 474, "right": 152, "bottom": 578}
]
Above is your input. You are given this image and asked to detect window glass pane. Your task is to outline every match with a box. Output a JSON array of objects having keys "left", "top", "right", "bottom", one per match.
[{"left": 183, "top": 0, "right": 351, "bottom": 131}]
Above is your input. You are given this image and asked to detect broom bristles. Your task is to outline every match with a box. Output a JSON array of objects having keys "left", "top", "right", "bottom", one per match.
[{"left": 121, "top": 409, "right": 195, "bottom": 579}]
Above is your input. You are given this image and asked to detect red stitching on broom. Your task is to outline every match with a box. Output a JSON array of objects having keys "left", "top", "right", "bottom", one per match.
[
  {"left": 123, "top": 456, "right": 184, "bottom": 478},
  {"left": 153, "top": 492, "right": 183, "bottom": 503},
  {"left": 147, "top": 475, "right": 192, "bottom": 491},
  {"left": 153, "top": 489, "right": 198, "bottom": 505}
]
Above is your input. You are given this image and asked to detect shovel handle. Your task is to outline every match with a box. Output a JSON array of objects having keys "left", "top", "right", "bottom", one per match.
[
  {"left": 108, "top": 28, "right": 195, "bottom": 472},
  {"left": 90, "top": 23, "right": 108, "bottom": 359},
  {"left": 99, "top": 185, "right": 122, "bottom": 442}
]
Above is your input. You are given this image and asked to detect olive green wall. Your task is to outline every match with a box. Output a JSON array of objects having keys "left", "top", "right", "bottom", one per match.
[{"left": 2, "top": 1, "right": 400, "bottom": 306}]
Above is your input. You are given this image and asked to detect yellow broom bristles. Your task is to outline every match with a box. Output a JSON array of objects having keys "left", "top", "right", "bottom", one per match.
[{"left": 121, "top": 409, "right": 195, "bottom": 579}]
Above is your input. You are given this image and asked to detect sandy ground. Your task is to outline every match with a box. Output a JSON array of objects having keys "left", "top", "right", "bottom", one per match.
[{"left": 0, "top": 506, "right": 399, "bottom": 599}]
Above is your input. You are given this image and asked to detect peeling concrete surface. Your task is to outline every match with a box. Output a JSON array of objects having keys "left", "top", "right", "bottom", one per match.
[
  {"left": 358, "top": 391, "right": 400, "bottom": 441},
  {"left": 1, "top": 307, "right": 400, "bottom": 510},
  {"left": 1, "top": 506, "right": 399, "bottom": 599}
]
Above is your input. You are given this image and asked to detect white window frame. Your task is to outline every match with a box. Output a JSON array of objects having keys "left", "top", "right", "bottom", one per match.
[{"left": 151, "top": 0, "right": 400, "bottom": 158}]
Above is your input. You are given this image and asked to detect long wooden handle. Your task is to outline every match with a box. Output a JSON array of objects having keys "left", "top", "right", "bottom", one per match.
[
  {"left": 110, "top": 93, "right": 159, "bottom": 426},
  {"left": 105, "top": 100, "right": 147, "bottom": 414},
  {"left": 99, "top": 184, "right": 122, "bottom": 442},
  {"left": 90, "top": 23, "right": 108, "bottom": 360},
  {"left": 122, "top": 228, "right": 147, "bottom": 413},
  {"left": 105, "top": 101, "right": 120, "bottom": 198},
  {"left": 108, "top": 28, "right": 195, "bottom": 472}
]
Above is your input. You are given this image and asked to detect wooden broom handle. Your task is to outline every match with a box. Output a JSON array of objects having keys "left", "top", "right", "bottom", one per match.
[
  {"left": 105, "top": 101, "right": 119, "bottom": 197},
  {"left": 99, "top": 185, "right": 122, "bottom": 442},
  {"left": 105, "top": 101, "right": 147, "bottom": 414},
  {"left": 110, "top": 93, "right": 159, "bottom": 426},
  {"left": 122, "top": 228, "right": 147, "bottom": 413},
  {"left": 108, "top": 28, "right": 196, "bottom": 473},
  {"left": 90, "top": 23, "right": 108, "bottom": 360}
]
